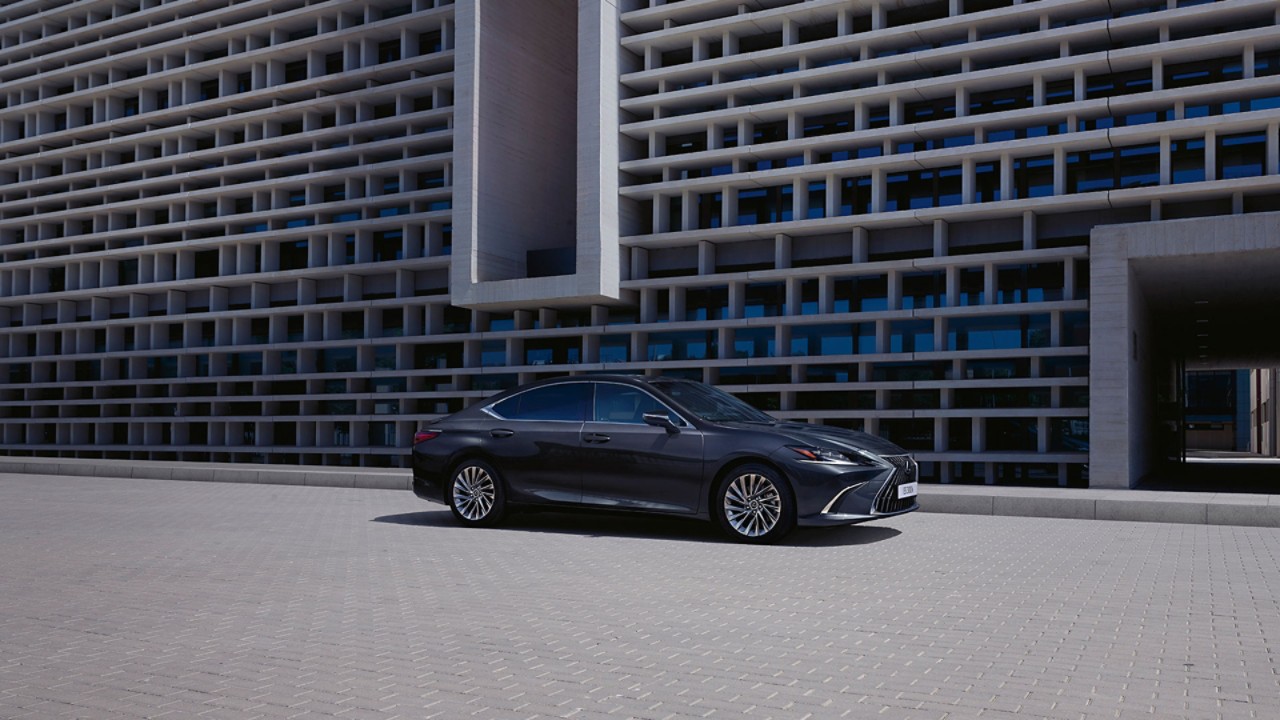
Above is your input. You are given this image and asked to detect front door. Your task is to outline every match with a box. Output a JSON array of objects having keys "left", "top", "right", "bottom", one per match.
[{"left": 578, "top": 382, "right": 705, "bottom": 513}]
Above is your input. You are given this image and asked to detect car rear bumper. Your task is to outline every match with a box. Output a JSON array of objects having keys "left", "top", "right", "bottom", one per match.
[{"left": 411, "top": 452, "right": 448, "bottom": 505}]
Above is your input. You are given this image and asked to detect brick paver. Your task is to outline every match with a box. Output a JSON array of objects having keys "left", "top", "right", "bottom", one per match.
[{"left": 0, "top": 473, "right": 1277, "bottom": 719}]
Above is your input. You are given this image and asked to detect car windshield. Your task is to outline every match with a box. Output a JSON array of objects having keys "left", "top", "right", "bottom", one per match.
[{"left": 651, "top": 380, "right": 776, "bottom": 424}]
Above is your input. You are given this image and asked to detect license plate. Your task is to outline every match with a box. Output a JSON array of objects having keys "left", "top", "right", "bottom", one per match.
[{"left": 897, "top": 482, "right": 918, "bottom": 499}]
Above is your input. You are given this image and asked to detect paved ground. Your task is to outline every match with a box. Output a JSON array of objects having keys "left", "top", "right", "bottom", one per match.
[{"left": 0, "top": 474, "right": 1277, "bottom": 720}]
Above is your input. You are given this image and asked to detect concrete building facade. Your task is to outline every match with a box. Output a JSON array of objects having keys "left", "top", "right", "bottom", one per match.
[{"left": 1, "top": 0, "right": 1278, "bottom": 486}]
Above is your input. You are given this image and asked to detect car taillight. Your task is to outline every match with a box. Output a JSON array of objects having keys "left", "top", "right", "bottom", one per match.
[{"left": 413, "top": 430, "right": 440, "bottom": 445}]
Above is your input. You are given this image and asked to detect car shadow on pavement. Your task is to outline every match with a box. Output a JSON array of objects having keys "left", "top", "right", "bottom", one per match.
[{"left": 373, "top": 510, "right": 901, "bottom": 546}]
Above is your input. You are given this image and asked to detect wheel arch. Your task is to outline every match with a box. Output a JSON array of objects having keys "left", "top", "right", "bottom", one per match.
[{"left": 706, "top": 455, "right": 792, "bottom": 514}]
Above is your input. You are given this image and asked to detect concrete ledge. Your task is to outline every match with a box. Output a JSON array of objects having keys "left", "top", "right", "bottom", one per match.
[
  {"left": 1, "top": 456, "right": 410, "bottom": 492},
  {"left": 993, "top": 494, "right": 1097, "bottom": 520},
  {"left": 1095, "top": 498, "right": 1208, "bottom": 525},
  {"left": 1206, "top": 502, "right": 1280, "bottom": 528},
  {"left": 920, "top": 485, "right": 1280, "bottom": 529}
]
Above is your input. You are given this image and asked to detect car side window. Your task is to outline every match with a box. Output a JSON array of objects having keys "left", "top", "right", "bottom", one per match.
[
  {"left": 490, "top": 383, "right": 590, "bottom": 422},
  {"left": 594, "top": 383, "right": 681, "bottom": 425}
]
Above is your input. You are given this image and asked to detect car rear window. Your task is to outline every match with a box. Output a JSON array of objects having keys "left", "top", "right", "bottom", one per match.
[{"left": 490, "top": 383, "right": 590, "bottom": 422}]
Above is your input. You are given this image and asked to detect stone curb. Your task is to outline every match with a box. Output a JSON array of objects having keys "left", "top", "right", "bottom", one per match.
[{"left": 920, "top": 485, "right": 1280, "bottom": 528}]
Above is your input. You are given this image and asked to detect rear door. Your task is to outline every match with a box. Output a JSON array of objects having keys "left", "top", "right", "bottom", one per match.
[
  {"left": 482, "top": 382, "right": 590, "bottom": 504},
  {"left": 578, "top": 382, "right": 705, "bottom": 513}
]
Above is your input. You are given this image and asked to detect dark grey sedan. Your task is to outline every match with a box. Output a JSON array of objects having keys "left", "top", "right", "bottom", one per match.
[{"left": 411, "top": 375, "right": 918, "bottom": 543}]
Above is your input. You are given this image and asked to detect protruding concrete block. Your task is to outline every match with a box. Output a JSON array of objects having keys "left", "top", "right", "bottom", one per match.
[
  {"left": 131, "top": 465, "right": 174, "bottom": 480},
  {"left": 213, "top": 468, "right": 257, "bottom": 484},
  {"left": 918, "top": 489, "right": 994, "bottom": 516},
  {"left": 305, "top": 472, "right": 355, "bottom": 488},
  {"left": 1095, "top": 499, "right": 1207, "bottom": 525},
  {"left": 1206, "top": 503, "right": 1280, "bottom": 528},
  {"left": 255, "top": 470, "right": 306, "bottom": 486},
  {"left": 354, "top": 474, "right": 411, "bottom": 491},
  {"left": 993, "top": 495, "right": 1096, "bottom": 520}
]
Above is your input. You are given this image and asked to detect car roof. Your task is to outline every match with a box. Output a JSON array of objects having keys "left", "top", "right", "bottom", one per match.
[{"left": 539, "top": 374, "right": 691, "bottom": 386}]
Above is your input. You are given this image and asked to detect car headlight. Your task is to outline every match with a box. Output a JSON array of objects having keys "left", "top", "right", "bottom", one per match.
[{"left": 788, "top": 445, "right": 879, "bottom": 466}]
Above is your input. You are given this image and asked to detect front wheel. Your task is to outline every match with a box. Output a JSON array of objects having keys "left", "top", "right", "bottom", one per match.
[
  {"left": 447, "top": 459, "right": 506, "bottom": 527},
  {"left": 714, "top": 464, "right": 795, "bottom": 544}
]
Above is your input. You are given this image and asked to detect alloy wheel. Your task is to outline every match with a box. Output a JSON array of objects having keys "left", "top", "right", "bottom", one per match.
[
  {"left": 452, "top": 464, "right": 496, "bottom": 521},
  {"left": 723, "top": 472, "right": 783, "bottom": 538}
]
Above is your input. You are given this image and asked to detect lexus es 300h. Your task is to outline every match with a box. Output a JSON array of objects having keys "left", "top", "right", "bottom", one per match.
[{"left": 411, "top": 375, "right": 918, "bottom": 543}]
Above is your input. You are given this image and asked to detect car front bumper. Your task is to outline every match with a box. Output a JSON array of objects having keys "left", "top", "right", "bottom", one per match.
[{"left": 778, "top": 452, "right": 920, "bottom": 527}]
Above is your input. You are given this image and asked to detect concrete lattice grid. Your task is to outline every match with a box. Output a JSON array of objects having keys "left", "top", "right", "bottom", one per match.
[{"left": 1, "top": 0, "right": 1279, "bottom": 481}]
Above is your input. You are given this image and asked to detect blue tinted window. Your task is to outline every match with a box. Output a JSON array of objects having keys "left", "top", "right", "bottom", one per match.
[
  {"left": 890, "top": 320, "right": 934, "bottom": 353},
  {"left": 493, "top": 383, "right": 591, "bottom": 422},
  {"left": 647, "top": 331, "right": 714, "bottom": 361},
  {"left": 594, "top": 383, "right": 676, "bottom": 425}
]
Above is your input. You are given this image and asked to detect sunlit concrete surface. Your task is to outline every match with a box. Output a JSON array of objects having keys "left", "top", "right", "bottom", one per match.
[{"left": 1, "top": 474, "right": 1278, "bottom": 719}]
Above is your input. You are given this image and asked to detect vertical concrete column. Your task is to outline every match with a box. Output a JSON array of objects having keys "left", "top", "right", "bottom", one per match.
[
  {"left": 818, "top": 276, "right": 834, "bottom": 314},
  {"left": 837, "top": 9, "right": 854, "bottom": 35},
  {"left": 1000, "top": 153, "right": 1013, "bottom": 201},
  {"left": 852, "top": 227, "right": 869, "bottom": 263},
  {"left": 972, "top": 417, "right": 985, "bottom": 452},
  {"left": 1063, "top": 258, "right": 1076, "bottom": 301},
  {"left": 722, "top": 185, "right": 737, "bottom": 228},
  {"left": 1023, "top": 211, "right": 1036, "bottom": 251},
  {"left": 933, "top": 220, "right": 948, "bottom": 257},
  {"left": 1205, "top": 130, "right": 1217, "bottom": 181},
  {"left": 792, "top": 178, "right": 806, "bottom": 220},
  {"left": 946, "top": 266, "right": 960, "bottom": 307},
  {"left": 1052, "top": 147, "right": 1066, "bottom": 196},
  {"left": 630, "top": 247, "right": 648, "bottom": 281},
  {"left": 871, "top": 168, "right": 885, "bottom": 213},
  {"left": 728, "top": 282, "right": 745, "bottom": 319},
  {"left": 653, "top": 194, "right": 668, "bottom": 233},
  {"left": 1243, "top": 45, "right": 1255, "bottom": 80},
  {"left": 1159, "top": 135, "right": 1172, "bottom": 185},
  {"left": 785, "top": 277, "right": 801, "bottom": 316},
  {"left": 698, "top": 241, "right": 716, "bottom": 275},
  {"left": 984, "top": 262, "right": 996, "bottom": 304},
  {"left": 887, "top": 270, "right": 902, "bottom": 311},
  {"left": 670, "top": 287, "right": 686, "bottom": 322},
  {"left": 774, "top": 234, "right": 792, "bottom": 270},
  {"left": 934, "top": 417, "right": 948, "bottom": 453},
  {"left": 825, "top": 172, "right": 839, "bottom": 217},
  {"left": 962, "top": 158, "right": 975, "bottom": 204},
  {"left": 1267, "top": 122, "right": 1279, "bottom": 176}
]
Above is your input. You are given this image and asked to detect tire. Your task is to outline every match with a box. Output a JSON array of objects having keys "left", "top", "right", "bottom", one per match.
[
  {"left": 714, "top": 464, "right": 795, "bottom": 544},
  {"left": 447, "top": 459, "right": 506, "bottom": 527}
]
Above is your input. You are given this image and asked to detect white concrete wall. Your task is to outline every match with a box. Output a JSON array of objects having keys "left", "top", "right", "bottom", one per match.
[{"left": 474, "top": 0, "right": 577, "bottom": 280}]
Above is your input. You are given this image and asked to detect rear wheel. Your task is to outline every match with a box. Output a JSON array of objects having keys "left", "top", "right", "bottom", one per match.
[
  {"left": 447, "top": 459, "right": 506, "bottom": 527},
  {"left": 714, "top": 464, "right": 795, "bottom": 544}
]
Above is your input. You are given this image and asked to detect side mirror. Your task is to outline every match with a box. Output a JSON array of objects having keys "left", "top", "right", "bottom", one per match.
[{"left": 642, "top": 411, "right": 680, "bottom": 434}]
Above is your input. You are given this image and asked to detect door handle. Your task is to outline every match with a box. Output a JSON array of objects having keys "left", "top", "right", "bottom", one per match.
[
  {"left": 490, "top": 428, "right": 514, "bottom": 438},
  {"left": 583, "top": 433, "right": 611, "bottom": 444}
]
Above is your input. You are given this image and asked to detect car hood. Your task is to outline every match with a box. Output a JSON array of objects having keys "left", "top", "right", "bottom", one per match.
[{"left": 717, "top": 421, "right": 909, "bottom": 456}]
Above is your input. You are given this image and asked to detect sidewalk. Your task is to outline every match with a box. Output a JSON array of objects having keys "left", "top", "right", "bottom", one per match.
[{"left": 2, "top": 455, "right": 1278, "bottom": 528}]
